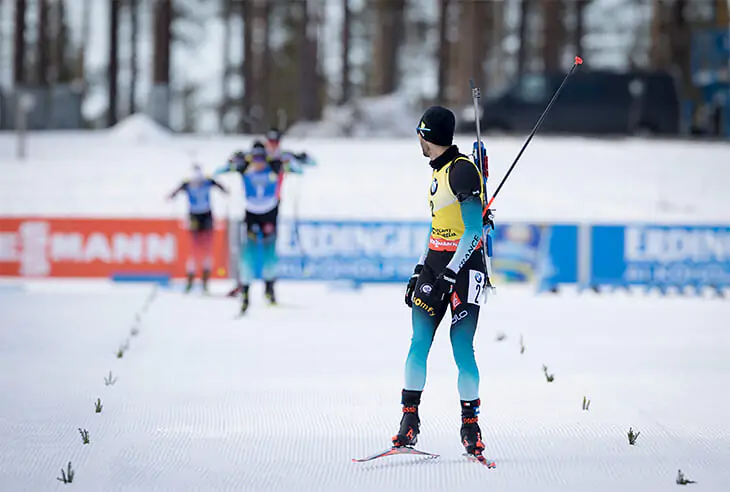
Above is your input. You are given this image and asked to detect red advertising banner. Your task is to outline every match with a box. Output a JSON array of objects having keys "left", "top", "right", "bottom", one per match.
[{"left": 0, "top": 217, "right": 229, "bottom": 278}]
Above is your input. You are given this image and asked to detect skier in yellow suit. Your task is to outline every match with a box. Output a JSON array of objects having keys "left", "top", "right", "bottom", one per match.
[{"left": 393, "top": 106, "right": 490, "bottom": 463}]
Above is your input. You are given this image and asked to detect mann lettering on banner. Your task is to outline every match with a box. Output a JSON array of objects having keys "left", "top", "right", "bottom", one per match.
[
  {"left": 49, "top": 232, "right": 176, "bottom": 264},
  {"left": 19, "top": 221, "right": 52, "bottom": 276},
  {"left": 0, "top": 217, "right": 228, "bottom": 278}
]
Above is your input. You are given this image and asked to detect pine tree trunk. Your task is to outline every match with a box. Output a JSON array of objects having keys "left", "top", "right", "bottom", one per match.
[
  {"left": 252, "top": 0, "right": 271, "bottom": 132},
  {"left": 717, "top": 0, "right": 729, "bottom": 26},
  {"left": 374, "top": 0, "right": 405, "bottom": 95},
  {"left": 51, "top": 0, "right": 68, "bottom": 83},
  {"left": 153, "top": 0, "right": 171, "bottom": 85},
  {"left": 371, "top": 0, "right": 404, "bottom": 95},
  {"left": 51, "top": 0, "right": 62, "bottom": 83},
  {"left": 517, "top": 0, "right": 531, "bottom": 77},
  {"left": 37, "top": 0, "right": 49, "bottom": 85},
  {"left": 13, "top": 0, "right": 27, "bottom": 85},
  {"left": 340, "top": 0, "right": 351, "bottom": 105},
  {"left": 541, "top": 0, "right": 565, "bottom": 72},
  {"left": 78, "top": 0, "right": 91, "bottom": 93},
  {"left": 436, "top": 0, "right": 449, "bottom": 103},
  {"left": 129, "top": 0, "right": 139, "bottom": 114},
  {"left": 669, "top": 0, "right": 690, "bottom": 98},
  {"left": 649, "top": 0, "right": 667, "bottom": 69},
  {"left": 242, "top": 0, "right": 254, "bottom": 131},
  {"left": 108, "top": 0, "right": 120, "bottom": 127},
  {"left": 574, "top": 0, "right": 588, "bottom": 59},
  {"left": 152, "top": 0, "right": 171, "bottom": 127},
  {"left": 220, "top": 0, "right": 232, "bottom": 132},
  {"left": 298, "top": 0, "right": 316, "bottom": 120},
  {"left": 263, "top": 1, "right": 272, "bottom": 127},
  {"left": 452, "top": 0, "right": 492, "bottom": 105},
  {"left": 313, "top": 0, "right": 325, "bottom": 119},
  {"left": 489, "top": 0, "right": 507, "bottom": 91}
]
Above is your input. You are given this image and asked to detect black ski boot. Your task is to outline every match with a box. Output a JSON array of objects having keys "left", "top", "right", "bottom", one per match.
[
  {"left": 460, "top": 399, "right": 485, "bottom": 456},
  {"left": 392, "top": 389, "right": 421, "bottom": 447},
  {"left": 184, "top": 272, "right": 194, "bottom": 293},
  {"left": 240, "top": 284, "right": 250, "bottom": 314},
  {"left": 264, "top": 280, "right": 276, "bottom": 305},
  {"left": 201, "top": 268, "right": 211, "bottom": 293}
]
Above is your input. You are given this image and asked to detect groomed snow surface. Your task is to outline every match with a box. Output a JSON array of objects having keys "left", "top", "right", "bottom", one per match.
[{"left": 1, "top": 280, "right": 729, "bottom": 491}]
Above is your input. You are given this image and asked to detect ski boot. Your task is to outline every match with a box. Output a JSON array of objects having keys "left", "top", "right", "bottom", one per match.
[
  {"left": 201, "top": 268, "right": 211, "bottom": 294},
  {"left": 240, "top": 284, "right": 250, "bottom": 314},
  {"left": 184, "top": 272, "right": 194, "bottom": 293},
  {"left": 460, "top": 399, "right": 486, "bottom": 458},
  {"left": 392, "top": 389, "right": 421, "bottom": 448},
  {"left": 264, "top": 280, "right": 277, "bottom": 305}
]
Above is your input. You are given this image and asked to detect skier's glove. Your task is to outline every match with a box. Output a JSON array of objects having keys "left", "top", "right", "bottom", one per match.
[
  {"left": 433, "top": 268, "right": 457, "bottom": 302},
  {"left": 405, "top": 264, "right": 423, "bottom": 307}
]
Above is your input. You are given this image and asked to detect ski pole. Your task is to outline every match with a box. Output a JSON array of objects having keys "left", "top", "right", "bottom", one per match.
[
  {"left": 486, "top": 56, "right": 583, "bottom": 210},
  {"left": 469, "top": 78, "right": 495, "bottom": 298},
  {"left": 469, "top": 79, "right": 485, "bottom": 174}
]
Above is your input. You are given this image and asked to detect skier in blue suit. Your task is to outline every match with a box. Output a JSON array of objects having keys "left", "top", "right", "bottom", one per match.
[{"left": 216, "top": 137, "right": 310, "bottom": 313}]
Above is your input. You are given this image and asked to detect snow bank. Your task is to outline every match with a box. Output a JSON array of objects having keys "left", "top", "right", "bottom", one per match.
[
  {"left": 1, "top": 132, "right": 730, "bottom": 225},
  {"left": 286, "top": 93, "right": 419, "bottom": 138},
  {"left": 107, "top": 113, "right": 172, "bottom": 144}
]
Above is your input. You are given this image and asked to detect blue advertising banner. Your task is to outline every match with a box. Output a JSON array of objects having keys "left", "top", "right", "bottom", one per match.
[
  {"left": 276, "top": 220, "right": 429, "bottom": 282},
  {"left": 491, "top": 223, "right": 544, "bottom": 283},
  {"left": 591, "top": 225, "right": 730, "bottom": 288},
  {"left": 536, "top": 225, "right": 580, "bottom": 291},
  {"left": 254, "top": 220, "right": 552, "bottom": 283}
]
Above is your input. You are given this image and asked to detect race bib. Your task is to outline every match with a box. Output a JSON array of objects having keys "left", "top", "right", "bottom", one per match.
[{"left": 467, "top": 269, "right": 486, "bottom": 305}]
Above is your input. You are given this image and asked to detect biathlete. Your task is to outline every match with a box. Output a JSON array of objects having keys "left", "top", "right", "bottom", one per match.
[
  {"left": 167, "top": 164, "right": 228, "bottom": 293},
  {"left": 216, "top": 139, "right": 307, "bottom": 314},
  {"left": 263, "top": 127, "right": 317, "bottom": 167},
  {"left": 394, "top": 106, "right": 493, "bottom": 463}
]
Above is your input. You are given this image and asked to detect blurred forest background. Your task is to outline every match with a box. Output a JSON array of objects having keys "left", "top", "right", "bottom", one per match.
[{"left": 0, "top": 0, "right": 728, "bottom": 135}]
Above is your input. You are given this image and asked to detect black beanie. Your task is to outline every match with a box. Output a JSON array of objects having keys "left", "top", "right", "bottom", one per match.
[{"left": 417, "top": 106, "right": 455, "bottom": 146}]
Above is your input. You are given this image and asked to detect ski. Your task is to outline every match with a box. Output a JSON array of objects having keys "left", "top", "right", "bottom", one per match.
[
  {"left": 463, "top": 453, "right": 496, "bottom": 468},
  {"left": 352, "top": 446, "right": 439, "bottom": 463},
  {"left": 265, "top": 302, "right": 303, "bottom": 309}
]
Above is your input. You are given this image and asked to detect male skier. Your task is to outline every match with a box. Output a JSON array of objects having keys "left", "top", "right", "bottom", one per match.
[
  {"left": 263, "top": 128, "right": 316, "bottom": 167},
  {"left": 394, "top": 106, "right": 490, "bottom": 462},
  {"left": 167, "top": 164, "right": 228, "bottom": 292},
  {"left": 216, "top": 141, "right": 303, "bottom": 313}
]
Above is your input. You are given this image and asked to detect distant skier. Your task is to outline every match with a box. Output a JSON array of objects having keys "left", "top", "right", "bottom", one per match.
[
  {"left": 167, "top": 164, "right": 228, "bottom": 293},
  {"left": 216, "top": 140, "right": 305, "bottom": 314},
  {"left": 395, "top": 106, "right": 490, "bottom": 462},
  {"left": 263, "top": 127, "right": 317, "bottom": 167},
  {"left": 222, "top": 129, "right": 315, "bottom": 298}
]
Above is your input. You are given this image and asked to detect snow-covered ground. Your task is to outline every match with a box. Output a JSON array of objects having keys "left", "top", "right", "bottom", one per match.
[
  {"left": 2, "top": 128, "right": 730, "bottom": 224},
  {"left": 2, "top": 131, "right": 729, "bottom": 490},
  {"left": 1, "top": 280, "right": 728, "bottom": 491}
]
